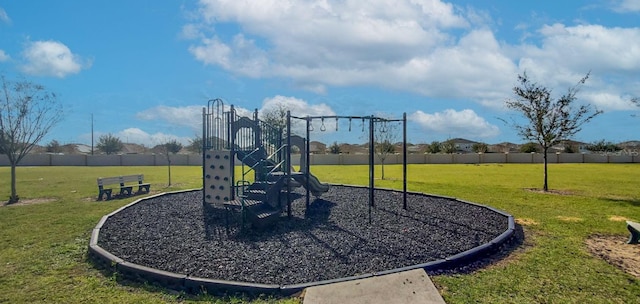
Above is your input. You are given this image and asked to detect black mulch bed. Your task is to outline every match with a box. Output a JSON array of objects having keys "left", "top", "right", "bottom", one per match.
[{"left": 98, "top": 186, "right": 510, "bottom": 286}]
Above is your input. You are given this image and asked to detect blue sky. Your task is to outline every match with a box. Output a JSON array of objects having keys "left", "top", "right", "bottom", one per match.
[{"left": 1, "top": 0, "right": 639, "bottom": 147}]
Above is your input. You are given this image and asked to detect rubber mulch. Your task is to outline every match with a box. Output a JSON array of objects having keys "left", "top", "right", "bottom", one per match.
[{"left": 98, "top": 186, "right": 509, "bottom": 286}]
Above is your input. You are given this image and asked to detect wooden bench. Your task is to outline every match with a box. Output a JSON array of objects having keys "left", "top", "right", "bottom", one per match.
[
  {"left": 626, "top": 220, "right": 640, "bottom": 244},
  {"left": 97, "top": 174, "right": 151, "bottom": 201}
]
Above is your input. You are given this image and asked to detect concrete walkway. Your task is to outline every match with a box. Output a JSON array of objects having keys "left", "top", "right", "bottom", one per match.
[{"left": 302, "top": 269, "right": 446, "bottom": 304}]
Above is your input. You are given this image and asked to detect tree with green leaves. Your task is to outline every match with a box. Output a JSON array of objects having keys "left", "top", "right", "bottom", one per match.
[
  {"left": 472, "top": 142, "right": 488, "bottom": 153},
  {"left": 441, "top": 139, "right": 457, "bottom": 154},
  {"left": 0, "top": 75, "right": 63, "bottom": 204},
  {"left": 187, "top": 136, "right": 203, "bottom": 154},
  {"left": 96, "top": 134, "right": 123, "bottom": 155},
  {"left": 586, "top": 139, "right": 621, "bottom": 154},
  {"left": 504, "top": 72, "right": 601, "bottom": 191},
  {"left": 329, "top": 141, "right": 341, "bottom": 154},
  {"left": 427, "top": 141, "right": 441, "bottom": 153},
  {"left": 563, "top": 144, "right": 576, "bottom": 153},
  {"left": 260, "top": 103, "right": 288, "bottom": 132},
  {"left": 520, "top": 142, "right": 539, "bottom": 153},
  {"left": 46, "top": 139, "right": 62, "bottom": 153}
]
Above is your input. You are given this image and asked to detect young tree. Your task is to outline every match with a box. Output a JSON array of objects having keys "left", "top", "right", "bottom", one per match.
[
  {"left": 374, "top": 119, "right": 398, "bottom": 180},
  {"left": 0, "top": 75, "right": 63, "bottom": 203},
  {"left": 96, "top": 133, "right": 123, "bottom": 155},
  {"left": 504, "top": 72, "right": 601, "bottom": 191},
  {"left": 161, "top": 139, "right": 183, "bottom": 186}
]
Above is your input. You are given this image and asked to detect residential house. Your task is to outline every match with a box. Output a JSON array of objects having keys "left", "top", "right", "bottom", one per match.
[{"left": 448, "top": 138, "right": 479, "bottom": 153}]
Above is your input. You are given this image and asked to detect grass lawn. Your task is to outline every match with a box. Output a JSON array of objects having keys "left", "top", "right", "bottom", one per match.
[{"left": 1, "top": 164, "right": 640, "bottom": 303}]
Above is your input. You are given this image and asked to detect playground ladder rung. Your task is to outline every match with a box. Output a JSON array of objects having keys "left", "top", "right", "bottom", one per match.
[
  {"left": 251, "top": 204, "right": 281, "bottom": 219},
  {"left": 223, "top": 199, "right": 263, "bottom": 208}
]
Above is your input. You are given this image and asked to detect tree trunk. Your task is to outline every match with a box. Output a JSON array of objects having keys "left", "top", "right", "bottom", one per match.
[
  {"left": 167, "top": 159, "right": 172, "bottom": 186},
  {"left": 381, "top": 161, "right": 385, "bottom": 180},
  {"left": 9, "top": 163, "right": 18, "bottom": 203},
  {"left": 543, "top": 147, "right": 549, "bottom": 191}
]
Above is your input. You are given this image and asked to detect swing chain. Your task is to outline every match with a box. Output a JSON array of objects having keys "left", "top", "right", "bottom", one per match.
[
  {"left": 320, "top": 117, "right": 326, "bottom": 132},
  {"left": 380, "top": 120, "right": 388, "bottom": 133},
  {"left": 336, "top": 117, "right": 339, "bottom": 131}
]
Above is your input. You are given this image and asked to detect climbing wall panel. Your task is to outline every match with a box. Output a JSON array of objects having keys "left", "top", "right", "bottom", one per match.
[{"left": 204, "top": 149, "right": 232, "bottom": 204}]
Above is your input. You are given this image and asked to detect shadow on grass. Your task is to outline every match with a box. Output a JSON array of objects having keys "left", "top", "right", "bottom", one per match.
[
  {"left": 601, "top": 197, "right": 640, "bottom": 207},
  {"left": 85, "top": 255, "right": 291, "bottom": 302}
]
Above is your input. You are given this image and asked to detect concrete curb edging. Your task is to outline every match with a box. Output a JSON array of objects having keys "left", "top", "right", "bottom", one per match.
[{"left": 88, "top": 186, "right": 515, "bottom": 296}]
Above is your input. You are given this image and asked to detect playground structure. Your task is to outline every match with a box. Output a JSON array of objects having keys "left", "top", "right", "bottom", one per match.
[
  {"left": 88, "top": 98, "right": 516, "bottom": 296},
  {"left": 202, "top": 98, "right": 408, "bottom": 228}
]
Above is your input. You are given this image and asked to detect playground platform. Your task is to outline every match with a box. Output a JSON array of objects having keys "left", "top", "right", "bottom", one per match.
[{"left": 302, "top": 268, "right": 446, "bottom": 304}]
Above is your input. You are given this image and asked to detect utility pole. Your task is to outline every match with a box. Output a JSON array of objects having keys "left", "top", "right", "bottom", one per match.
[{"left": 91, "top": 113, "right": 94, "bottom": 155}]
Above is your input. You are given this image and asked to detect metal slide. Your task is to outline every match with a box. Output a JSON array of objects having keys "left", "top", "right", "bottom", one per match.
[
  {"left": 288, "top": 134, "right": 330, "bottom": 196},
  {"left": 290, "top": 172, "right": 330, "bottom": 197}
]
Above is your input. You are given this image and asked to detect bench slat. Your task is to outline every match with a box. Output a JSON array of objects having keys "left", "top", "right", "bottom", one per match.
[
  {"left": 120, "top": 174, "right": 144, "bottom": 183},
  {"left": 97, "top": 177, "right": 121, "bottom": 185}
]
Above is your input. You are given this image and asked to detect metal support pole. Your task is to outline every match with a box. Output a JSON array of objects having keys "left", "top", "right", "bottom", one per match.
[
  {"left": 229, "top": 106, "right": 236, "bottom": 200},
  {"left": 403, "top": 112, "right": 407, "bottom": 210},
  {"left": 306, "top": 116, "right": 311, "bottom": 209},
  {"left": 253, "top": 108, "right": 260, "bottom": 181},
  {"left": 369, "top": 116, "right": 375, "bottom": 224},
  {"left": 202, "top": 107, "right": 206, "bottom": 205},
  {"left": 286, "top": 111, "right": 292, "bottom": 217}
]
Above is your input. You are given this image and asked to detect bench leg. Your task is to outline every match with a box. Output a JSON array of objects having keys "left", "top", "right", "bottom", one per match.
[
  {"left": 137, "top": 185, "right": 150, "bottom": 194},
  {"left": 120, "top": 187, "right": 133, "bottom": 197},
  {"left": 98, "top": 189, "right": 113, "bottom": 201},
  {"left": 628, "top": 225, "right": 640, "bottom": 244}
]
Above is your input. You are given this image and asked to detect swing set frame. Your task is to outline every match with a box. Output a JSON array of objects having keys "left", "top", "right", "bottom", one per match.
[{"left": 286, "top": 112, "right": 408, "bottom": 223}]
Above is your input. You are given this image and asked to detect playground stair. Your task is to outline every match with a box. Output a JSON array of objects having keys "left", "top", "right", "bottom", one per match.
[{"left": 224, "top": 171, "right": 286, "bottom": 229}]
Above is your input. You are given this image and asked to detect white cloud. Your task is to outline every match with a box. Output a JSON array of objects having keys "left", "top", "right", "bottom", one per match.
[
  {"left": 256, "top": 95, "right": 336, "bottom": 135},
  {"left": 186, "top": 0, "right": 518, "bottom": 99},
  {"left": 410, "top": 109, "right": 500, "bottom": 139},
  {"left": 0, "top": 49, "right": 9, "bottom": 62},
  {"left": 184, "top": 1, "right": 640, "bottom": 114},
  {"left": 260, "top": 95, "right": 335, "bottom": 118},
  {"left": 611, "top": 0, "right": 640, "bottom": 13},
  {"left": 529, "top": 24, "right": 640, "bottom": 73},
  {"left": 135, "top": 97, "right": 336, "bottom": 141},
  {"left": 0, "top": 7, "right": 10, "bottom": 24},
  {"left": 583, "top": 91, "right": 639, "bottom": 111},
  {"left": 189, "top": 34, "right": 268, "bottom": 77},
  {"left": 136, "top": 105, "right": 203, "bottom": 131},
  {"left": 514, "top": 23, "right": 640, "bottom": 111},
  {"left": 180, "top": 23, "right": 202, "bottom": 40},
  {"left": 117, "top": 128, "right": 191, "bottom": 147},
  {"left": 20, "top": 40, "right": 91, "bottom": 78}
]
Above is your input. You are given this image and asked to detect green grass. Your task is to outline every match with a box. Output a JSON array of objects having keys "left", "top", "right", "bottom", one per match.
[{"left": 1, "top": 164, "right": 640, "bottom": 303}]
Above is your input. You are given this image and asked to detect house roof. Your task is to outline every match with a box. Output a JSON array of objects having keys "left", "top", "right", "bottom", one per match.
[{"left": 448, "top": 138, "right": 479, "bottom": 144}]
